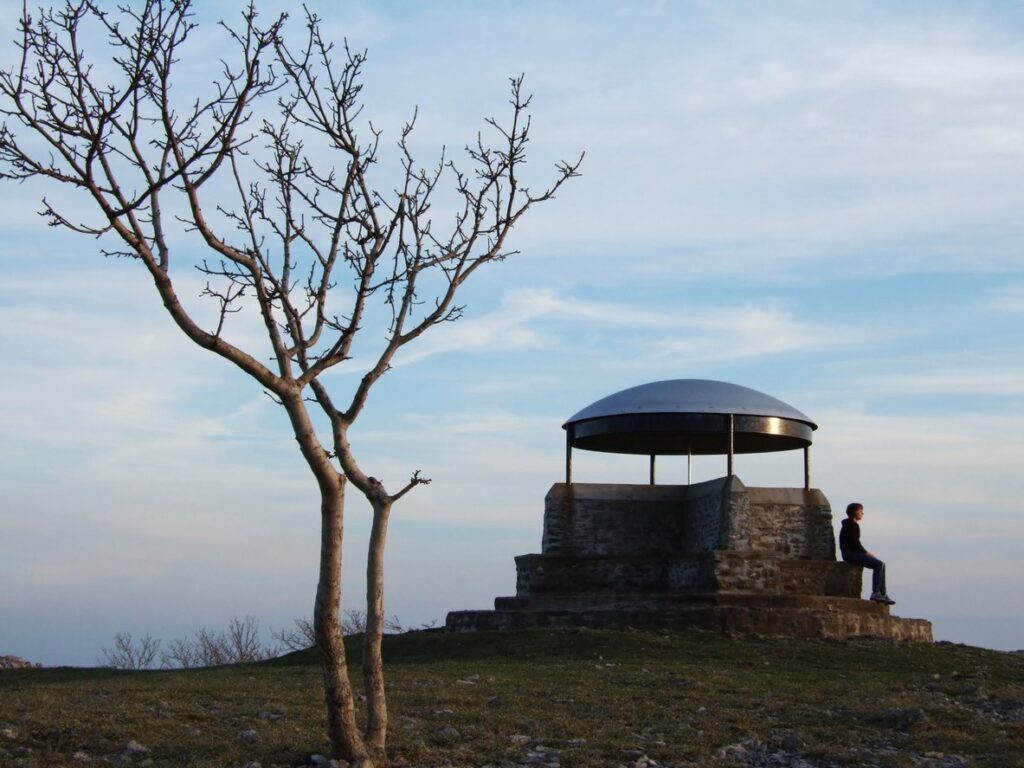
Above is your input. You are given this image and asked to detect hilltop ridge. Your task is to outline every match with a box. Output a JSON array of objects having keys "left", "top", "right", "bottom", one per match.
[{"left": 1, "top": 629, "right": 1021, "bottom": 767}]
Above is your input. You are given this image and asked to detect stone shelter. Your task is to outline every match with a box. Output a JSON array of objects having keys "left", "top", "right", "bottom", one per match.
[{"left": 446, "top": 380, "right": 932, "bottom": 642}]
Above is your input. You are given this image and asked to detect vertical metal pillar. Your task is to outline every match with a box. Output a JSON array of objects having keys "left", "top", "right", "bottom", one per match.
[
  {"left": 803, "top": 445, "right": 811, "bottom": 491},
  {"left": 687, "top": 447, "right": 692, "bottom": 485},
  {"left": 727, "top": 413, "right": 735, "bottom": 477},
  {"left": 649, "top": 454, "right": 656, "bottom": 485},
  {"left": 565, "top": 426, "right": 573, "bottom": 485}
]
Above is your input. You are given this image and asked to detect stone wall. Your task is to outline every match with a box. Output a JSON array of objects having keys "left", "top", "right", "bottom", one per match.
[
  {"left": 712, "top": 552, "right": 861, "bottom": 596},
  {"left": 521, "top": 479, "right": 844, "bottom": 599},
  {"left": 726, "top": 486, "right": 835, "bottom": 559},
  {"left": 542, "top": 478, "right": 833, "bottom": 559},
  {"left": 515, "top": 553, "right": 720, "bottom": 595},
  {"left": 541, "top": 478, "right": 732, "bottom": 557}
]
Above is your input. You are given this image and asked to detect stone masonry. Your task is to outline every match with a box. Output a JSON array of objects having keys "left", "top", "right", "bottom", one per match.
[{"left": 446, "top": 476, "right": 932, "bottom": 642}]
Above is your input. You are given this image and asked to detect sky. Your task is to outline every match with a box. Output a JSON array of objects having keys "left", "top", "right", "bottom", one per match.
[{"left": 1, "top": 0, "right": 1023, "bottom": 666}]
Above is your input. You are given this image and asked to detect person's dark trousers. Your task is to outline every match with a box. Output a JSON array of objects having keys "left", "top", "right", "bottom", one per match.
[{"left": 843, "top": 552, "right": 887, "bottom": 596}]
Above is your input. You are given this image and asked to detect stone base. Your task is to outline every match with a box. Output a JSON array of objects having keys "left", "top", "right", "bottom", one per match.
[
  {"left": 515, "top": 552, "right": 863, "bottom": 598},
  {"left": 445, "top": 479, "right": 933, "bottom": 644},
  {"left": 446, "top": 593, "right": 933, "bottom": 643}
]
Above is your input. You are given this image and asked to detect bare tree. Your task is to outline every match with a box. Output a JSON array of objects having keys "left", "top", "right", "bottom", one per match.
[
  {"left": 223, "top": 614, "right": 270, "bottom": 663},
  {"left": 339, "top": 608, "right": 407, "bottom": 636},
  {"left": 160, "top": 635, "right": 202, "bottom": 670},
  {"left": 99, "top": 631, "right": 161, "bottom": 670},
  {"left": 160, "top": 615, "right": 276, "bottom": 668},
  {"left": 0, "top": 2, "right": 580, "bottom": 765},
  {"left": 272, "top": 616, "right": 317, "bottom": 653}
]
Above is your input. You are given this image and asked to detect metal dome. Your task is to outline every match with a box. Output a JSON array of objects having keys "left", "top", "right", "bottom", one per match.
[{"left": 564, "top": 379, "right": 816, "bottom": 456}]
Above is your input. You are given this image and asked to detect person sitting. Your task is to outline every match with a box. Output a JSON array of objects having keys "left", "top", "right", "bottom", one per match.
[{"left": 839, "top": 502, "right": 895, "bottom": 605}]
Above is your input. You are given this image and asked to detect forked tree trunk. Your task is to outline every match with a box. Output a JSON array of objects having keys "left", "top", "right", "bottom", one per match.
[{"left": 284, "top": 397, "right": 377, "bottom": 764}]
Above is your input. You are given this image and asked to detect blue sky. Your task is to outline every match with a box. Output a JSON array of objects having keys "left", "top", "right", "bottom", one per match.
[{"left": 1, "top": 0, "right": 1023, "bottom": 665}]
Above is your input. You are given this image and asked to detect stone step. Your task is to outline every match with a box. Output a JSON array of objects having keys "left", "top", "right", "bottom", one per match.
[
  {"left": 515, "top": 552, "right": 863, "bottom": 598},
  {"left": 494, "top": 591, "right": 891, "bottom": 616},
  {"left": 446, "top": 602, "right": 932, "bottom": 643}
]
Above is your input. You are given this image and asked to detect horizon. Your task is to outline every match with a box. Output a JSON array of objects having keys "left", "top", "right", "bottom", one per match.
[{"left": 1, "top": 0, "right": 1022, "bottom": 665}]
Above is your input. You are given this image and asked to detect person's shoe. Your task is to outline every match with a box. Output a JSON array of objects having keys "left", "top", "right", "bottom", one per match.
[{"left": 870, "top": 592, "right": 895, "bottom": 605}]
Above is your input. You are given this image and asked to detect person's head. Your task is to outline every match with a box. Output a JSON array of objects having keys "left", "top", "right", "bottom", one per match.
[{"left": 846, "top": 502, "right": 864, "bottom": 522}]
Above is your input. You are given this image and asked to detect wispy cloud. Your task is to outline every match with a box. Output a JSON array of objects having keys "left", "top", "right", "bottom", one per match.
[
  {"left": 867, "top": 369, "right": 1024, "bottom": 398},
  {"left": 509, "top": 6, "right": 1024, "bottom": 279},
  {"left": 393, "top": 288, "right": 850, "bottom": 366},
  {"left": 990, "top": 283, "right": 1024, "bottom": 314},
  {"left": 650, "top": 305, "right": 847, "bottom": 364}
]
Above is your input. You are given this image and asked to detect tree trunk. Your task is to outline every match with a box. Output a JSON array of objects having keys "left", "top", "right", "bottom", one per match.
[
  {"left": 284, "top": 395, "right": 373, "bottom": 764},
  {"left": 314, "top": 474, "right": 371, "bottom": 763},
  {"left": 363, "top": 496, "right": 392, "bottom": 759}
]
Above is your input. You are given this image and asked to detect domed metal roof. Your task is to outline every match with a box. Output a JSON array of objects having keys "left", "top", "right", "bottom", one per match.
[{"left": 563, "top": 379, "right": 816, "bottom": 456}]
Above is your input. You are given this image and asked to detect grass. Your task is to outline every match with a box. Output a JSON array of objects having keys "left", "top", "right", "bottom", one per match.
[{"left": 1, "top": 628, "right": 1022, "bottom": 767}]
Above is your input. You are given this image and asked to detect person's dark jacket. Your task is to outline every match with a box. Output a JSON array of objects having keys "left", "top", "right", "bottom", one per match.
[{"left": 839, "top": 518, "right": 866, "bottom": 558}]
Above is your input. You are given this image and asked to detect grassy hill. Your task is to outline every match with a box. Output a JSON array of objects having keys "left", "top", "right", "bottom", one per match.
[{"left": 1, "top": 628, "right": 1021, "bottom": 767}]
